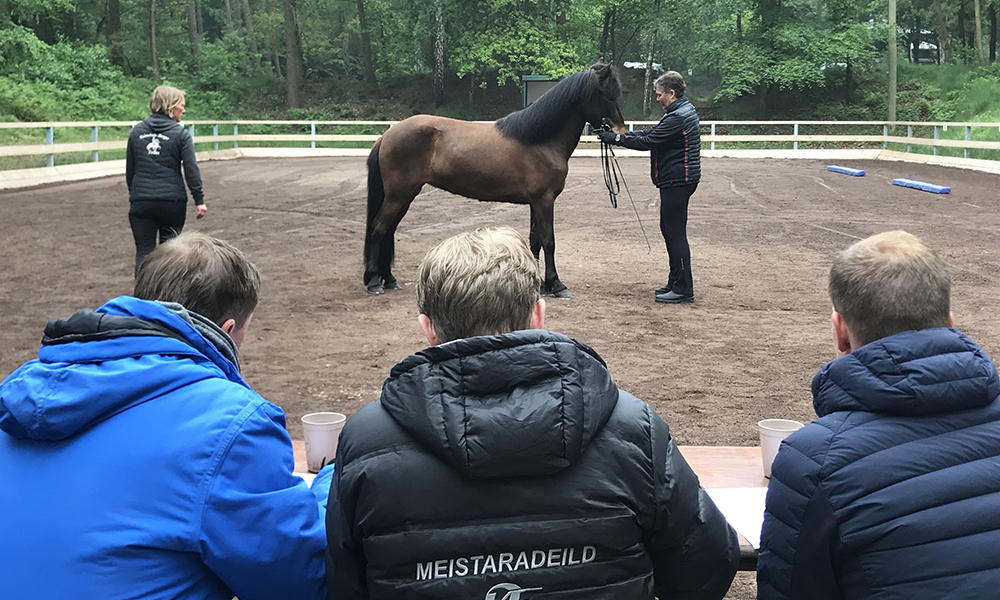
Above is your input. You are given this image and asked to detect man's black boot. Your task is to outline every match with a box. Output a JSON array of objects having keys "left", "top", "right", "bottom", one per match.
[{"left": 655, "top": 290, "right": 694, "bottom": 304}]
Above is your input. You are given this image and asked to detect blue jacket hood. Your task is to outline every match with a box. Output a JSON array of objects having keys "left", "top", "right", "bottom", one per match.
[
  {"left": 0, "top": 296, "right": 247, "bottom": 441},
  {"left": 811, "top": 327, "right": 1000, "bottom": 417}
]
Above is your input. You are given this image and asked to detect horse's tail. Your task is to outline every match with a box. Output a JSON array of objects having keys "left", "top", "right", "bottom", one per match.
[{"left": 365, "top": 138, "right": 384, "bottom": 260}]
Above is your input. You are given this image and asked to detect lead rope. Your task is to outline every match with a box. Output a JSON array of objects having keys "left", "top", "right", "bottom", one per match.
[{"left": 600, "top": 126, "right": 652, "bottom": 253}]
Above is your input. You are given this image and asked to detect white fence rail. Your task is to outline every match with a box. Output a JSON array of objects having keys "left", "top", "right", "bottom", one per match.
[{"left": 3, "top": 120, "right": 1000, "bottom": 169}]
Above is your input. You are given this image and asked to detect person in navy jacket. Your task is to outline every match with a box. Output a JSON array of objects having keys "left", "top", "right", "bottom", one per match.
[
  {"left": 756, "top": 230, "right": 1000, "bottom": 600},
  {"left": 598, "top": 70, "right": 701, "bottom": 304},
  {"left": 0, "top": 232, "right": 332, "bottom": 600}
]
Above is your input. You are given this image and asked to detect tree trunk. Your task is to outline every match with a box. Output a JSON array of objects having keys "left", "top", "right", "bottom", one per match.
[
  {"left": 241, "top": 0, "right": 260, "bottom": 68},
  {"left": 643, "top": 37, "right": 656, "bottom": 117},
  {"left": 284, "top": 0, "right": 304, "bottom": 107},
  {"left": 195, "top": 0, "right": 203, "bottom": 35},
  {"left": 931, "top": 0, "right": 954, "bottom": 62},
  {"left": 957, "top": 0, "right": 967, "bottom": 47},
  {"left": 555, "top": 0, "right": 568, "bottom": 43},
  {"left": 271, "top": 44, "right": 282, "bottom": 78},
  {"left": 150, "top": 0, "right": 160, "bottom": 82},
  {"left": 756, "top": 82, "right": 769, "bottom": 119},
  {"left": 990, "top": 5, "right": 997, "bottom": 62},
  {"left": 0, "top": 0, "right": 9, "bottom": 26},
  {"left": 973, "top": 0, "right": 987, "bottom": 64},
  {"left": 736, "top": 13, "right": 742, "bottom": 39},
  {"left": 107, "top": 0, "right": 125, "bottom": 67},
  {"left": 356, "top": 0, "right": 377, "bottom": 85},
  {"left": 600, "top": 9, "right": 612, "bottom": 60},
  {"left": 224, "top": 0, "right": 236, "bottom": 30},
  {"left": 845, "top": 58, "right": 852, "bottom": 103},
  {"left": 187, "top": 4, "right": 202, "bottom": 73},
  {"left": 433, "top": 0, "right": 445, "bottom": 106}
]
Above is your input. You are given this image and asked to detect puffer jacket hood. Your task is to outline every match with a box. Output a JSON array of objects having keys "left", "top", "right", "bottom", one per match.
[
  {"left": 0, "top": 296, "right": 245, "bottom": 441},
  {"left": 812, "top": 327, "right": 999, "bottom": 417},
  {"left": 379, "top": 330, "right": 620, "bottom": 479}
]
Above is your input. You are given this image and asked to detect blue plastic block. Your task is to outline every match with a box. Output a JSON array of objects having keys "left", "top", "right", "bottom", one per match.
[
  {"left": 826, "top": 165, "right": 866, "bottom": 176},
  {"left": 891, "top": 178, "right": 951, "bottom": 194}
]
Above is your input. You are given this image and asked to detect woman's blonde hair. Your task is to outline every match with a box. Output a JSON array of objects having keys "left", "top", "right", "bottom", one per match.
[{"left": 149, "top": 85, "right": 185, "bottom": 116}]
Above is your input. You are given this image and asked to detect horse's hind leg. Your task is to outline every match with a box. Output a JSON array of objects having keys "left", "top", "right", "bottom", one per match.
[
  {"left": 365, "top": 198, "right": 408, "bottom": 294},
  {"left": 375, "top": 192, "right": 417, "bottom": 291},
  {"left": 532, "top": 198, "right": 571, "bottom": 299}
]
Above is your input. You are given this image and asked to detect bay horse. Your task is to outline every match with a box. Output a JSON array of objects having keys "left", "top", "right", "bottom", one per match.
[{"left": 363, "top": 61, "right": 627, "bottom": 298}]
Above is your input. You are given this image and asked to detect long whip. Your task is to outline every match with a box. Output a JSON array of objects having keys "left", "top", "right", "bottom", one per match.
[{"left": 600, "top": 128, "right": 651, "bottom": 253}]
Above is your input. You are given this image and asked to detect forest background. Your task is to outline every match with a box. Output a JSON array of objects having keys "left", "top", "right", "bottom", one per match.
[{"left": 2, "top": 0, "right": 1000, "bottom": 128}]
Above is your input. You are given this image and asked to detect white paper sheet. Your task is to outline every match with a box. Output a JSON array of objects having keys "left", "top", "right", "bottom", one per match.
[{"left": 705, "top": 487, "right": 768, "bottom": 550}]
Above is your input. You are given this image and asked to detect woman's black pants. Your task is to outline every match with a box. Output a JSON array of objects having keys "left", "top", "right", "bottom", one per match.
[
  {"left": 129, "top": 201, "right": 187, "bottom": 275},
  {"left": 659, "top": 182, "right": 698, "bottom": 297}
]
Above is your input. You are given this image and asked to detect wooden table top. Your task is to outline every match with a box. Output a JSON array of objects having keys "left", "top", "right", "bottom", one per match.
[
  {"left": 294, "top": 441, "right": 762, "bottom": 569},
  {"left": 294, "top": 442, "right": 766, "bottom": 489}
]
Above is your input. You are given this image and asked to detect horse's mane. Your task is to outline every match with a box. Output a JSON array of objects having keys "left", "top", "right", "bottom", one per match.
[{"left": 495, "top": 65, "right": 620, "bottom": 145}]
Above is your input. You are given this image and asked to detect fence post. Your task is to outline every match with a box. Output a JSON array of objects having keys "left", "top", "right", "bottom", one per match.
[
  {"left": 964, "top": 126, "right": 970, "bottom": 159},
  {"left": 933, "top": 125, "right": 939, "bottom": 156},
  {"left": 311, "top": 123, "right": 316, "bottom": 149},
  {"left": 233, "top": 124, "right": 239, "bottom": 149},
  {"left": 46, "top": 126, "right": 54, "bottom": 167},
  {"left": 91, "top": 126, "right": 99, "bottom": 162},
  {"left": 711, "top": 123, "right": 716, "bottom": 151},
  {"left": 793, "top": 123, "right": 799, "bottom": 150},
  {"left": 213, "top": 124, "right": 219, "bottom": 150},
  {"left": 907, "top": 125, "right": 912, "bottom": 153},
  {"left": 882, "top": 124, "right": 888, "bottom": 150}
]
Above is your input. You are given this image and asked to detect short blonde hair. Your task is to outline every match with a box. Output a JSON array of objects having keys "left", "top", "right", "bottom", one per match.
[
  {"left": 149, "top": 85, "right": 185, "bottom": 116},
  {"left": 830, "top": 230, "right": 951, "bottom": 345},
  {"left": 416, "top": 227, "right": 541, "bottom": 343}
]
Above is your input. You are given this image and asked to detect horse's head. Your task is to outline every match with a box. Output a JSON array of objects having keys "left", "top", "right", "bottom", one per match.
[{"left": 587, "top": 61, "right": 627, "bottom": 134}]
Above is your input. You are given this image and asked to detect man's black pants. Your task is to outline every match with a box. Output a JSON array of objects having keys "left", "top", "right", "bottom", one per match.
[
  {"left": 129, "top": 201, "right": 186, "bottom": 275},
  {"left": 659, "top": 182, "right": 698, "bottom": 297}
]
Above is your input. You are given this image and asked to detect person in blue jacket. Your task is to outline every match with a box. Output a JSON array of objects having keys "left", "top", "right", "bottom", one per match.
[
  {"left": 598, "top": 70, "right": 700, "bottom": 304},
  {"left": 756, "top": 230, "right": 1000, "bottom": 600},
  {"left": 0, "top": 232, "right": 333, "bottom": 600}
]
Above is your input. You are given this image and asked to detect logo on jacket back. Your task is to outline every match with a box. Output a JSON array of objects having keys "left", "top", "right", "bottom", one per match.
[
  {"left": 139, "top": 132, "right": 169, "bottom": 156},
  {"left": 485, "top": 583, "right": 542, "bottom": 600}
]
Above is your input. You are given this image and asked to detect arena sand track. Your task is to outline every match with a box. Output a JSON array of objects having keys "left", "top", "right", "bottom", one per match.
[{"left": 2, "top": 156, "right": 998, "bottom": 598}]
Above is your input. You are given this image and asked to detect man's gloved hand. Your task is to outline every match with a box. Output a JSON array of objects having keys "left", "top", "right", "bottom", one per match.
[{"left": 596, "top": 130, "right": 619, "bottom": 144}]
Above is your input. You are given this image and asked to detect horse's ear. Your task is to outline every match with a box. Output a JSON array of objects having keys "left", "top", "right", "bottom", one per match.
[{"left": 594, "top": 61, "right": 612, "bottom": 80}]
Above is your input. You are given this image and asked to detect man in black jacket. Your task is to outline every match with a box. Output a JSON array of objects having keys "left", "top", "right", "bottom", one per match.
[
  {"left": 598, "top": 71, "right": 701, "bottom": 304},
  {"left": 325, "top": 227, "right": 739, "bottom": 600}
]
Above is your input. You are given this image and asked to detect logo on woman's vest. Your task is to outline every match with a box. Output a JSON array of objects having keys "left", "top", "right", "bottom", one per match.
[{"left": 484, "top": 582, "right": 542, "bottom": 600}]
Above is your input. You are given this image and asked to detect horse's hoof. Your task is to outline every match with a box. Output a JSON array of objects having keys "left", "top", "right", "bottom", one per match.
[
  {"left": 384, "top": 280, "right": 402, "bottom": 291},
  {"left": 367, "top": 285, "right": 385, "bottom": 295},
  {"left": 553, "top": 289, "right": 573, "bottom": 300}
]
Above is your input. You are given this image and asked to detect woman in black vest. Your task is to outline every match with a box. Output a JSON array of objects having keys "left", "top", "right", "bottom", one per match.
[
  {"left": 598, "top": 71, "right": 701, "bottom": 304},
  {"left": 126, "top": 86, "right": 207, "bottom": 275}
]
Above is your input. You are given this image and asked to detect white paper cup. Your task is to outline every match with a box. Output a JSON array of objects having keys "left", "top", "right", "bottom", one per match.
[
  {"left": 301, "top": 412, "right": 347, "bottom": 473},
  {"left": 758, "top": 419, "right": 804, "bottom": 478}
]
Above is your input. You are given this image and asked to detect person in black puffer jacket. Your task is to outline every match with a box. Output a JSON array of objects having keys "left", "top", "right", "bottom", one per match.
[
  {"left": 598, "top": 71, "right": 700, "bottom": 304},
  {"left": 757, "top": 230, "right": 1000, "bottom": 600},
  {"left": 325, "top": 227, "right": 739, "bottom": 600},
  {"left": 126, "top": 85, "right": 206, "bottom": 275}
]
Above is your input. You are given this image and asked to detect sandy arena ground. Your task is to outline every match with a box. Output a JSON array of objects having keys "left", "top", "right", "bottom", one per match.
[{"left": 2, "top": 156, "right": 998, "bottom": 598}]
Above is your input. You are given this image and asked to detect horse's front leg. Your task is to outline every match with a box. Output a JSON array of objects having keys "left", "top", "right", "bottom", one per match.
[{"left": 532, "top": 200, "right": 571, "bottom": 299}]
